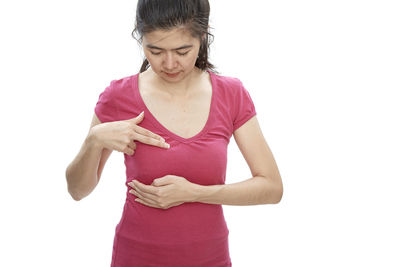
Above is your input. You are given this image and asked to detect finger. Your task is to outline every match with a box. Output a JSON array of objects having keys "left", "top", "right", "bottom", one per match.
[
  {"left": 126, "top": 111, "right": 144, "bottom": 123},
  {"left": 127, "top": 140, "right": 136, "bottom": 150},
  {"left": 132, "top": 126, "right": 170, "bottom": 149},
  {"left": 130, "top": 187, "right": 159, "bottom": 207},
  {"left": 130, "top": 189, "right": 156, "bottom": 204},
  {"left": 122, "top": 140, "right": 136, "bottom": 156},
  {"left": 130, "top": 180, "right": 159, "bottom": 198},
  {"left": 134, "top": 197, "right": 160, "bottom": 209},
  {"left": 134, "top": 125, "right": 165, "bottom": 142},
  {"left": 123, "top": 147, "right": 134, "bottom": 155}
]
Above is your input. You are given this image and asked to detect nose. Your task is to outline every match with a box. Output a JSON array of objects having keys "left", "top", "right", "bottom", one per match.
[{"left": 163, "top": 52, "right": 178, "bottom": 70}]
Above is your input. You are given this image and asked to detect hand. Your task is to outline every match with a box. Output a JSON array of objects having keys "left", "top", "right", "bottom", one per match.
[
  {"left": 89, "top": 112, "right": 170, "bottom": 155},
  {"left": 128, "top": 175, "right": 197, "bottom": 209}
]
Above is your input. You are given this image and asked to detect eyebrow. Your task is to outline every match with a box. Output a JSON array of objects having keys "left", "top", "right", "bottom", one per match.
[{"left": 146, "top": 44, "right": 194, "bottom": 51}]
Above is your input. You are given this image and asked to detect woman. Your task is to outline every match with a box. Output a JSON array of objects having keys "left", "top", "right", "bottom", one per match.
[{"left": 66, "top": 0, "right": 283, "bottom": 266}]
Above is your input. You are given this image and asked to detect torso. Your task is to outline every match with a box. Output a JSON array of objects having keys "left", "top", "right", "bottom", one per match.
[{"left": 138, "top": 68, "right": 213, "bottom": 139}]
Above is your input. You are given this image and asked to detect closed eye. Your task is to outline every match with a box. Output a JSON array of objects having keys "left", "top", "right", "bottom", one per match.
[
  {"left": 150, "top": 51, "right": 189, "bottom": 56},
  {"left": 177, "top": 51, "right": 189, "bottom": 56}
]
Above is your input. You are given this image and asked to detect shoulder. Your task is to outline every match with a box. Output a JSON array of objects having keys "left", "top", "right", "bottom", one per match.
[
  {"left": 98, "top": 73, "right": 139, "bottom": 104},
  {"left": 97, "top": 73, "right": 139, "bottom": 108},
  {"left": 210, "top": 71, "right": 246, "bottom": 99},
  {"left": 108, "top": 73, "right": 138, "bottom": 93},
  {"left": 211, "top": 71, "right": 242, "bottom": 88}
]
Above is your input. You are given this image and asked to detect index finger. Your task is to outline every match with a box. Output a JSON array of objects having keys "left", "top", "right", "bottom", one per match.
[
  {"left": 131, "top": 180, "right": 158, "bottom": 196},
  {"left": 133, "top": 125, "right": 170, "bottom": 149}
]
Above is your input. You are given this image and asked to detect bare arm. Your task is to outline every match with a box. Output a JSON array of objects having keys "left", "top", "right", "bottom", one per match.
[
  {"left": 65, "top": 111, "right": 168, "bottom": 201},
  {"left": 193, "top": 116, "right": 283, "bottom": 205},
  {"left": 65, "top": 114, "right": 112, "bottom": 201},
  {"left": 128, "top": 116, "right": 282, "bottom": 207}
]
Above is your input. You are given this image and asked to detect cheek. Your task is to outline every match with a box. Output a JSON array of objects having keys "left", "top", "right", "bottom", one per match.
[
  {"left": 146, "top": 56, "right": 160, "bottom": 69},
  {"left": 145, "top": 53, "right": 197, "bottom": 70},
  {"left": 183, "top": 55, "right": 198, "bottom": 67}
]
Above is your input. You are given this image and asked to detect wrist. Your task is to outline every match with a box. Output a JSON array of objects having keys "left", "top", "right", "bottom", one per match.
[
  {"left": 86, "top": 128, "right": 103, "bottom": 150},
  {"left": 190, "top": 183, "right": 204, "bottom": 203}
]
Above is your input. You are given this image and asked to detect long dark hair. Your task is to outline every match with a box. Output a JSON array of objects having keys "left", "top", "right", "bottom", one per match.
[{"left": 131, "top": 0, "right": 219, "bottom": 74}]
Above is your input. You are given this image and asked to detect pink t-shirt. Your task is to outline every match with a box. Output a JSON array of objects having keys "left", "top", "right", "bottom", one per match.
[{"left": 94, "top": 70, "right": 257, "bottom": 267}]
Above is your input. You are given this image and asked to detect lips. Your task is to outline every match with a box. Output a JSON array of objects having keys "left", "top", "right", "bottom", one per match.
[{"left": 165, "top": 71, "right": 180, "bottom": 77}]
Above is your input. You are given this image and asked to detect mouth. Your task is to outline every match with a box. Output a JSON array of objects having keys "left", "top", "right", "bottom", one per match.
[{"left": 164, "top": 71, "right": 180, "bottom": 77}]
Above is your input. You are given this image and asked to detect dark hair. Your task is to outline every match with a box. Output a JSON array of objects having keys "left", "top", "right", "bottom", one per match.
[{"left": 131, "top": 0, "right": 219, "bottom": 74}]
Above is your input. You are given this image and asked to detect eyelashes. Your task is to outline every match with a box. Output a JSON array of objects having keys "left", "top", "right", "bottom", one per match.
[{"left": 150, "top": 51, "right": 189, "bottom": 56}]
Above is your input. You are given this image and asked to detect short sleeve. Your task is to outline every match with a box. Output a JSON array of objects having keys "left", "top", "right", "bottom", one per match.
[
  {"left": 232, "top": 80, "right": 257, "bottom": 132},
  {"left": 94, "top": 80, "right": 120, "bottom": 123}
]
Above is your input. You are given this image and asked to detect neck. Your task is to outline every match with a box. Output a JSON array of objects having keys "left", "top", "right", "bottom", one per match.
[{"left": 150, "top": 67, "right": 202, "bottom": 98}]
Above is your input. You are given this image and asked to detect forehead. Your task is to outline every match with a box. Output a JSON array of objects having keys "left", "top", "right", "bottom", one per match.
[{"left": 143, "top": 27, "right": 198, "bottom": 48}]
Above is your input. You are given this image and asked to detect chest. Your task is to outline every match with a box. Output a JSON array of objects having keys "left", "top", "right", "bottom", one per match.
[{"left": 138, "top": 79, "right": 213, "bottom": 139}]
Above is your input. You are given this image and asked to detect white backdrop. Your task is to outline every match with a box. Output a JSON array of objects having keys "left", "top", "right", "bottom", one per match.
[{"left": 1, "top": 0, "right": 399, "bottom": 266}]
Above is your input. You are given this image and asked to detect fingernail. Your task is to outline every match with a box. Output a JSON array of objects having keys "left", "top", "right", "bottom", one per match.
[{"left": 164, "top": 143, "right": 170, "bottom": 148}]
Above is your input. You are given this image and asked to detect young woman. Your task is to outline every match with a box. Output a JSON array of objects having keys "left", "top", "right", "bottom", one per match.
[{"left": 66, "top": 0, "right": 283, "bottom": 266}]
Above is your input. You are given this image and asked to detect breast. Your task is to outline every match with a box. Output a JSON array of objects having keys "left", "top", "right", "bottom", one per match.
[
  {"left": 124, "top": 138, "right": 228, "bottom": 187},
  {"left": 120, "top": 138, "right": 230, "bottom": 245}
]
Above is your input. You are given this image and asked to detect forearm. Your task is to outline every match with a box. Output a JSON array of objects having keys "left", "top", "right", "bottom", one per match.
[
  {"left": 65, "top": 134, "right": 103, "bottom": 201},
  {"left": 192, "top": 176, "right": 282, "bottom": 206}
]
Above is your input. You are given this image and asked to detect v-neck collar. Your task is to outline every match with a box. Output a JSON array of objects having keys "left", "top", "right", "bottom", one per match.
[{"left": 132, "top": 69, "right": 215, "bottom": 144}]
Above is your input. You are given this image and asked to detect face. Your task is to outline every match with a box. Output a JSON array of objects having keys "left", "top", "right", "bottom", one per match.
[{"left": 142, "top": 27, "right": 202, "bottom": 82}]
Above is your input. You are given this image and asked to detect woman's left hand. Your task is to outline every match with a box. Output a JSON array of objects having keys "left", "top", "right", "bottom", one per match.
[{"left": 128, "top": 175, "right": 198, "bottom": 209}]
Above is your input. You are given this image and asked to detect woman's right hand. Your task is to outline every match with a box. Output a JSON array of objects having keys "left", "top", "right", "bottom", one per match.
[{"left": 89, "top": 112, "right": 169, "bottom": 155}]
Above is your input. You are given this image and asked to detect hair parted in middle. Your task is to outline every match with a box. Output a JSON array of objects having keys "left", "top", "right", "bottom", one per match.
[{"left": 131, "top": 0, "right": 218, "bottom": 74}]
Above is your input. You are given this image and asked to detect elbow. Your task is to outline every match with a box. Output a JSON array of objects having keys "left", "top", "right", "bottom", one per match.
[
  {"left": 68, "top": 185, "right": 84, "bottom": 201},
  {"left": 69, "top": 190, "right": 83, "bottom": 201},
  {"left": 265, "top": 176, "right": 283, "bottom": 204},
  {"left": 65, "top": 167, "right": 83, "bottom": 201},
  {"left": 67, "top": 184, "right": 94, "bottom": 202},
  {"left": 273, "top": 181, "right": 283, "bottom": 204},
  {"left": 273, "top": 187, "right": 283, "bottom": 204}
]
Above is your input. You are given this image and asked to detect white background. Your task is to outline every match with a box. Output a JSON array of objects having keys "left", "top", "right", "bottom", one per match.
[{"left": 1, "top": 0, "right": 399, "bottom": 266}]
